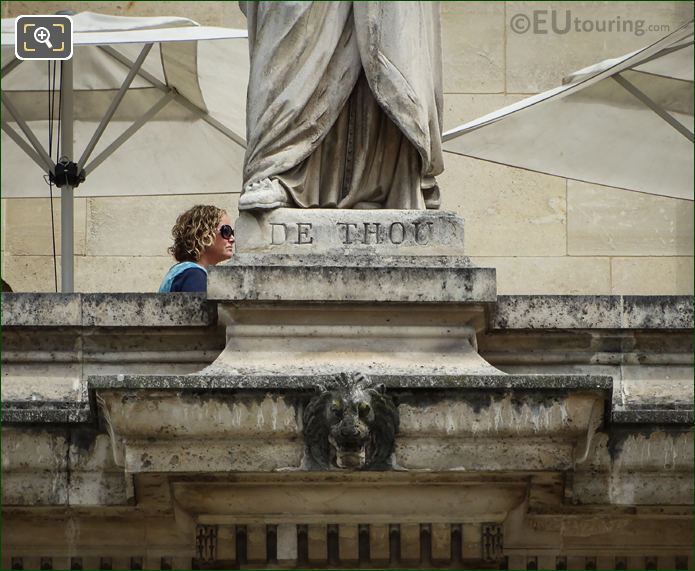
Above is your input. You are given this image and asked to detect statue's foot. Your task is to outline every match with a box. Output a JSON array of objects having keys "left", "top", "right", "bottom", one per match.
[
  {"left": 353, "top": 201, "right": 382, "bottom": 210},
  {"left": 239, "top": 178, "right": 292, "bottom": 211},
  {"left": 422, "top": 179, "right": 441, "bottom": 210}
]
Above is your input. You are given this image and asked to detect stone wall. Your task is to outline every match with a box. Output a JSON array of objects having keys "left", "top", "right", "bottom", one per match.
[
  {"left": 2, "top": 291, "right": 693, "bottom": 568},
  {"left": 1, "top": 1, "right": 693, "bottom": 294}
]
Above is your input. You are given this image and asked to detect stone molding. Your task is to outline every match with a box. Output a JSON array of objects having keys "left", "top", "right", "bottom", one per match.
[
  {"left": 1, "top": 292, "right": 216, "bottom": 327},
  {"left": 92, "top": 377, "right": 610, "bottom": 474},
  {"left": 4, "top": 293, "right": 690, "bottom": 331},
  {"left": 208, "top": 258, "right": 496, "bottom": 304},
  {"left": 494, "top": 295, "right": 694, "bottom": 330}
]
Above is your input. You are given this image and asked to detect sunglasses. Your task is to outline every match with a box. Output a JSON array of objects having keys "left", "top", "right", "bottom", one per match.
[{"left": 219, "top": 224, "right": 234, "bottom": 240}]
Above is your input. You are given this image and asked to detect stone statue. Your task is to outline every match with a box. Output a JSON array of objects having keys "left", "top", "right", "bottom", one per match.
[
  {"left": 238, "top": 1, "right": 444, "bottom": 211},
  {"left": 302, "top": 372, "right": 399, "bottom": 470}
]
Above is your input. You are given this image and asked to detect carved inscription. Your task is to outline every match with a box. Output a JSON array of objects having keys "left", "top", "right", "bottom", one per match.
[
  {"left": 269, "top": 221, "right": 435, "bottom": 246},
  {"left": 271, "top": 222, "right": 314, "bottom": 245}
]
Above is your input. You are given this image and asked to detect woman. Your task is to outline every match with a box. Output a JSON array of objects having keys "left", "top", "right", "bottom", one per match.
[{"left": 159, "top": 205, "right": 235, "bottom": 293}]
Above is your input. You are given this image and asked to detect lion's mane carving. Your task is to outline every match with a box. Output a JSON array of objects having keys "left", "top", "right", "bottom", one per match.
[{"left": 302, "top": 372, "right": 399, "bottom": 470}]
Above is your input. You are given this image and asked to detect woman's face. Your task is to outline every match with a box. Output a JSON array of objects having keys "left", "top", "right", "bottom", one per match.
[{"left": 201, "top": 213, "right": 235, "bottom": 266}]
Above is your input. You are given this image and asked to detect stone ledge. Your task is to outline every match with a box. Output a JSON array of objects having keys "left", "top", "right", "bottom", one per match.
[
  {"left": 1, "top": 293, "right": 217, "bottom": 327},
  {"left": 81, "top": 293, "right": 215, "bottom": 327},
  {"left": 208, "top": 261, "right": 496, "bottom": 303},
  {"left": 622, "top": 296, "right": 694, "bottom": 329},
  {"left": 494, "top": 295, "right": 693, "bottom": 330},
  {"left": 93, "top": 381, "right": 609, "bottom": 472},
  {"left": 2, "top": 400, "right": 92, "bottom": 423},
  {"left": 0, "top": 293, "right": 81, "bottom": 326},
  {"left": 612, "top": 408, "right": 694, "bottom": 425},
  {"left": 89, "top": 373, "right": 612, "bottom": 391}
]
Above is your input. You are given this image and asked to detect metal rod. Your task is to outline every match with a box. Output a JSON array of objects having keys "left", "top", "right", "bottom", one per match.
[
  {"left": 99, "top": 44, "right": 247, "bottom": 148},
  {"left": 629, "top": 40, "right": 693, "bottom": 70},
  {"left": 1, "top": 94, "right": 56, "bottom": 173},
  {"left": 61, "top": 58, "right": 74, "bottom": 293},
  {"left": 175, "top": 93, "right": 248, "bottom": 148},
  {"left": 1, "top": 57, "right": 23, "bottom": 79},
  {"left": 83, "top": 91, "right": 175, "bottom": 174},
  {"left": 1, "top": 120, "right": 49, "bottom": 172},
  {"left": 77, "top": 43, "right": 154, "bottom": 170},
  {"left": 99, "top": 45, "right": 168, "bottom": 89},
  {"left": 612, "top": 73, "right": 694, "bottom": 143}
]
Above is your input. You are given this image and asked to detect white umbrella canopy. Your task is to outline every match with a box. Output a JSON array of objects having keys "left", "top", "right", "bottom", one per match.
[
  {"left": 1, "top": 12, "right": 249, "bottom": 291},
  {"left": 442, "top": 20, "right": 694, "bottom": 201},
  {"left": 1, "top": 11, "right": 249, "bottom": 198}
]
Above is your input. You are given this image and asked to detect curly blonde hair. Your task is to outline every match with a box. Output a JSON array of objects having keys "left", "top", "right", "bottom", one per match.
[{"left": 168, "top": 205, "right": 226, "bottom": 262}]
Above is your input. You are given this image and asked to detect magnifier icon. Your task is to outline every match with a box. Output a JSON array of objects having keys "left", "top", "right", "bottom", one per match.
[{"left": 33, "top": 26, "right": 53, "bottom": 49}]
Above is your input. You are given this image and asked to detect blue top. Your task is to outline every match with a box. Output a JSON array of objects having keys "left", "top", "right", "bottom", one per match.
[{"left": 159, "top": 262, "right": 207, "bottom": 293}]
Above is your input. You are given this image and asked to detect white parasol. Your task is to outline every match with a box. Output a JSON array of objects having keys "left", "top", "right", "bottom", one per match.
[
  {"left": 442, "top": 20, "right": 694, "bottom": 202},
  {"left": 1, "top": 12, "right": 249, "bottom": 291}
]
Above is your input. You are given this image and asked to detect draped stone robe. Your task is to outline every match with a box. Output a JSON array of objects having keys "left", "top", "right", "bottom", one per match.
[{"left": 240, "top": 1, "right": 444, "bottom": 210}]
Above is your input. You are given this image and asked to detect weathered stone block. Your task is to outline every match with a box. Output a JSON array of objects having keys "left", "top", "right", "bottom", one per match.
[
  {"left": 124, "top": 440, "right": 303, "bottom": 472},
  {"left": 622, "top": 295, "right": 694, "bottom": 328},
  {"left": 209, "top": 257, "right": 495, "bottom": 304},
  {"left": 1, "top": 292, "right": 81, "bottom": 326},
  {"left": 398, "top": 392, "right": 599, "bottom": 438},
  {"left": 611, "top": 257, "right": 694, "bottom": 295},
  {"left": 2, "top": 254, "right": 63, "bottom": 293},
  {"left": 201, "top": 324, "right": 501, "bottom": 378},
  {"left": 4, "top": 198, "right": 87, "bottom": 256},
  {"left": 471, "top": 256, "right": 611, "bottom": 294},
  {"left": 568, "top": 182, "right": 693, "bottom": 256},
  {"left": 439, "top": 156, "right": 567, "bottom": 257},
  {"left": 506, "top": 2, "right": 694, "bottom": 92},
  {"left": 2, "top": 428, "right": 70, "bottom": 505},
  {"left": 75, "top": 255, "right": 173, "bottom": 293},
  {"left": 81, "top": 292, "right": 215, "bottom": 327},
  {"left": 86, "top": 194, "right": 239, "bottom": 257},
  {"left": 1, "top": 364, "right": 82, "bottom": 403},
  {"left": 494, "top": 295, "right": 621, "bottom": 328},
  {"left": 493, "top": 295, "right": 695, "bottom": 330},
  {"left": 441, "top": 2, "right": 505, "bottom": 93},
  {"left": 615, "top": 365, "right": 693, "bottom": 424}
]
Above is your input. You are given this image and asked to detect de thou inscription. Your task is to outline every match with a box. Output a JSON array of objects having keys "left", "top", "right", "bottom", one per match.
[
  {"left": 271, "top": 220, "right": 435, "bottom": 246},
  {"left": 236, "top": 209, "right": 466, "bottom": 256}
]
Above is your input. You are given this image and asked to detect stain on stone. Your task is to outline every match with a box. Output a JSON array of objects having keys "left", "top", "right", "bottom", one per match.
[
  {"left": 396, "top": 389, "right": 568, "bottom": 414},
  {"left": 69, "top": 427, "right": 101, "bottom": 453},
  {"left": 607, "top": 425, "right": 693, "bottom": 461}
]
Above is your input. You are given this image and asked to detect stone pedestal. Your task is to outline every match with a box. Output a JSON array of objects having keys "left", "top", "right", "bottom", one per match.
[{"left": 206, "top": 209, "right": 499, "bottom": 379}]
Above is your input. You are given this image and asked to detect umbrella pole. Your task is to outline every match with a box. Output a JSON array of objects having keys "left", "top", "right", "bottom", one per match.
[{"left": 60, "top": 58, "right": 74, "bottom": 293}]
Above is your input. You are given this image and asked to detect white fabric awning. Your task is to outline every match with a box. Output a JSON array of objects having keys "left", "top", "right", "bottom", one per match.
[
  {"left": 0, "top": 12, "right": 245, "bottom": 44},
  {"left": 1, "top": 12, "right": 249, "bottom": 198},
  {"left": 443, "top": 20, "right": 694, "bottom": 201}
]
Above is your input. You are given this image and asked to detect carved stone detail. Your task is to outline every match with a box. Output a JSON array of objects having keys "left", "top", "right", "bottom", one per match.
[
  {"left": 482, "top": 523, "right": 504, "bottom": 562},
  {"left": 302, "top": 372, "right": 399, "bottom": 470},
  {"left": 195, "top": 525, "right": 217, "bottom": 562}
]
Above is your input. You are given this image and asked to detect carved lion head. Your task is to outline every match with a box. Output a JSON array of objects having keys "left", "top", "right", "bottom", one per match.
[{"left": 303, "top": 372, "right": 399, "bottom": 470}]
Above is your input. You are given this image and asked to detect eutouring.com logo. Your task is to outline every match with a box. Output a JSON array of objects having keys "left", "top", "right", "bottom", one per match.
[{"left": 509, "top": 10, "right": 671, "bottom": 37}]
